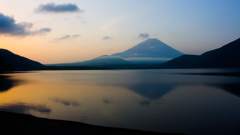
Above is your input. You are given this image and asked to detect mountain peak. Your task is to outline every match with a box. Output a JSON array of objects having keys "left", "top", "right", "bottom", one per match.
[
  {"left": 112, "top": 38, "right": 183, "bottom": 59},
  {"left": 142, "top": 38, "right": 164, "bottom": 43},
  {"left": 136, "top": 38, "right": 174, "bottom": 50},
  {"left": 0, "top": 49, "right": 14, "bottom": 55}
]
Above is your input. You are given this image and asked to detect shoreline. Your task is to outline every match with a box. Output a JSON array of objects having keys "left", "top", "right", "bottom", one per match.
[
  {"left": 0, "top": 111, "right": 181, "bottom": 135},
  {"left": 2, "top": 68, "right": 240, "bottom": 77}
]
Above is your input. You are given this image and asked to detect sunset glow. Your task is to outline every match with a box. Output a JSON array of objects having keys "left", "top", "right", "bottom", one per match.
[{"left": 1, "top": 0, "right": 240, "bottom": 64}]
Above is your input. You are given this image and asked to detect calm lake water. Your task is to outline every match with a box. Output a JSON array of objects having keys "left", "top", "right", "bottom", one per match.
[{"left": 0, "top": 69, "right": 240, "bottom": 135}]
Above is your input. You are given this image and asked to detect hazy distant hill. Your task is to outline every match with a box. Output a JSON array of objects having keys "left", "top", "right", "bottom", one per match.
[
  {"left": 0, "top": 49, "right": 44, "bottom": 71},
  {"left": 55, "top": 56, "right": 130, "bottom": 67},
  {"left": 163, "top": 38, "right": 240, "bottom": 68},
  {"left": 55, "top": 38, "right": 183, "bottom": 67}
]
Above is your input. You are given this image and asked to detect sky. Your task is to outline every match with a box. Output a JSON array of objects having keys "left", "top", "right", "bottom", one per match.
[{"left": 0, "top": 0, "right": 240, "bottom": 64}]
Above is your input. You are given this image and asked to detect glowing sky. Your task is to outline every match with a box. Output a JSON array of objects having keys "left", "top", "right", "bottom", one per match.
[{"left": 0, "top": 0, "right": 240, "bottom": 64}]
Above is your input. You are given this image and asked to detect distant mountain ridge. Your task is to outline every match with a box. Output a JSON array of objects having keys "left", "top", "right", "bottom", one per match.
[
  {"left": 163, "top": 38, "right": 240, "bottom": 68},
  {"left": 2, "top": 37, "right": 240, "bottom": 71},
  {"left": 56, "top": 38, "right": 183, "bottom": 67},
  {"left": 55, "top": 56, "right": 130, "bottom": 67},
  {"left": 0, "top": 49, "right": 44, "bottom": 71},
  {"left": 55, "top": 37, "right": 240, "bottom": 69}
]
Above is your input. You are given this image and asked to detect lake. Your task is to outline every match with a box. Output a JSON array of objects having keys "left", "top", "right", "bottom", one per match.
[{"left": 0, "top": 69, "right": 240, "bottom": 135}]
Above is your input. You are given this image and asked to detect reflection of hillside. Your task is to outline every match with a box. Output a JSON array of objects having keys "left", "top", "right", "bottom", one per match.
[
  {"left": 0, "top": 75, "right": 21, "bottom": 92},
  {"left": 0, "top": 103, "right": 51, "bottom": 114},
  {"left": 218, "top": 84, "right": 240, "bottom": 98}
]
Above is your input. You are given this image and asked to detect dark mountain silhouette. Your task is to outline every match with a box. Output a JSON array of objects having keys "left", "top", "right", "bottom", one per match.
[
  {"left": 163, "top": 38, "right": 240, "bottom": 68},
  {"left": 0, "top": 49, "right": 44, "bottom": 71}
]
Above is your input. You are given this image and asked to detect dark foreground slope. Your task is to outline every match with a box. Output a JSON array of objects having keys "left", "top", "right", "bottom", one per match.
[
  {"left": 0, "top": 111, "right": 180, "bottom": 135},
  {"left": 0, "top": 49, "right": 44, "bottom": 71},
  {"left": 163, "top": 38, "right": 240, "bottom": 68}
]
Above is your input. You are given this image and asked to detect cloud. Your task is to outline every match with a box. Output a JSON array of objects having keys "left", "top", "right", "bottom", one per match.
[
  {"left": 72, "top": 34, "right": 80, "bottom": 38},
  {"left": 138, "top": 33, "right": 150, "bottom": 39},
  {"left": 102, "top": 36, "right": 112, "bottom": 40},
  {"left": 37, "top": 3, "right": 81, "bottom": 13},
  {"left": 55, "top": 34, "right": 80, "bottom": 41},
  {"left": 0, "top": 13, "right": 51, "bottom": 36},
  {"left": 32, "top": 28, "right": 51, "bottom": 35},
  {"left": 58, "top": 35, "right": 71, "bottom": 40}
]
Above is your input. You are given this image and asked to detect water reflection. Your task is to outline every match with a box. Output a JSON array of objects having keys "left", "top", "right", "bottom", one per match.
[
  {"left": 102, "top": 97, "right": 112, "bottom": 104},
  {"left": 0, "top": 75, "right": 22, "bottom": 92},
  {"left": 126, "top": 83, "right": 176, "bottom": 100},
  {"left": 51, "top": 98, "right": 80, "bottom": 107},
  {"left": 0, "top": 103, "right": 51, "bottom": 114},
  {"left": 139, "top": 100, "right": 151, "bottom": 106},
  {"left": 0, "top": 70, "right": 240, "bottom": 135},
  {"left": 217, "top": 84, "right": 240, "bottom": 98}
]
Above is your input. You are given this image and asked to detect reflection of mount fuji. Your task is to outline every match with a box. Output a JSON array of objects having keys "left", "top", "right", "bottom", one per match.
[{"left": 126, "top": 83, "right": 176, "bottom": 100}]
